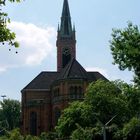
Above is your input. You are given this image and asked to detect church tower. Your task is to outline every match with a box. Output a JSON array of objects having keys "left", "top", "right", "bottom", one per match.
[
  {"left": 57, "top": 0, "right": 76, "bottom": 72},
  {"left": 21, "top": 0, "right": 108, "bottom": 136}
]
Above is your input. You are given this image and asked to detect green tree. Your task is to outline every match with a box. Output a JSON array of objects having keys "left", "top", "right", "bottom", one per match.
[
  {"left": 25, "top": 135, "right": 34, "bottom": 140},
  {"left": 0, "top": 99, "right": 21, "bottom": 130},
  {"left": 113, "top": 80, "right": 140, "bottom": 118},
  {"left": 110, "top": 22, "right": 140, "bottom": 85},
  {"left": 56, "top": 101, "right": 94, "bottom": 138},
  {"left": 56, "top": 80, "right": 129, "bottom": 139},
  {"left": 9, "top": 128, "right": 24, "bottom": 140},
  {"left": 71, "top": 124, "right": 93, "bottom": 140},
  {"left": 0, "top": 0, "right": 21, "bottom": 48},
  {"left": 40, "top": 132, "right": 47, "bottom": 140},
  {"left": 40, "top": 132, "right": 57, "bottom": 140},
  {"left": 122, "top": 117, "right": 140, "bottom": 140},
  {"left": 85, "top": 80, "right": 128, "bottom": 125}
]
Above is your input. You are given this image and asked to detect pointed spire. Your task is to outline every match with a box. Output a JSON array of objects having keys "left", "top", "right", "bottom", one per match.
[{"left": 60, "top": 0, "right": 72, "bottom": 36}]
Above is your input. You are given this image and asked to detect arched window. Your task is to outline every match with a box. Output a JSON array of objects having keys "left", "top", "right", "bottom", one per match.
[
  {"left": 78, "top": 86, "right": 82, "bottom": 94},
  {"left": 78, "top": 86, "right": 83, "bottom": 98},
  {"left": 62, "top": 47, "right": 71, "bottom": 68},
  {"left": 69, "top": 86, "right": 84, "bottom": 99},
  {"left": 53, "top": 88, "right": 60, "bottom": 97},
  {"left": 54, "top": 108, "right": 61, "bottom": 125},
  {"left": 30, "top": 112, "right": 37, "bottom": 135},
  {"left": 74, "top": 86, "right": 78, "bottom": 98},
  {"left": 69, "top": 86, "right": 74, "bottom": 98}
]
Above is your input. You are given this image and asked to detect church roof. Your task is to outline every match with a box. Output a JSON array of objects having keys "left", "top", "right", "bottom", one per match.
[
  {"left": 22, "top": 72, "right": 59, "bottom": 92},
  {"left": 87, "top": 72, "right": 108, "bottom": 82},
  {"left": 57, "top": 58, "right": 88, "bottom": 80},
  {"left": 22, "top": 61, "right": 107, "bottom": 91}
]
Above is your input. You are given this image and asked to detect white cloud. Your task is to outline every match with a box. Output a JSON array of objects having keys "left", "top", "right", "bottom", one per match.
[
  {"left": 86, "top": 67, "right": 110, "bottom": 79},
  {"left": 0, "top": 67, "right": 6, "bottom": 73},
  {"left": 0, "top": 21, "right": 56, "bottom": 73}
]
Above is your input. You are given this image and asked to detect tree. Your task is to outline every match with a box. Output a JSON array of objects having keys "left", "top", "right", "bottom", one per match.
[
  {"left": 56, "top": 80, "right": 129, "bottom": 139},
  {"left": 9, "top": 128, "right": 24, "bottom": 140},
  {"left": 0, "top": 99, "right": 21, "bottom": 130},
  {"left": 56, "top": 101, "right": 94, "bottom": 138},
  {"left": 0, "top": 0, "right": 21, "bottom": 48},
  {"left": 71, "top": 125, "right": 93, "bottom": 140},
  {"left": 113, "top": 80, "right": 140, "bottom": 118},
  {"left": 122, "top": 117, "right": 140, "bottom": 140},
  {"left": 110, "top": 22, "right": 140, "bottom": 85},
  {"left": 85, "top": 80, "right": 128, "bottom": 125}
]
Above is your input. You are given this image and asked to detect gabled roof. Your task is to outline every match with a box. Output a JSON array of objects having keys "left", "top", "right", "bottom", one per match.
[
  {"left": 22, "top": 72, "right": 59, "bottom": 92},
  {"left": 57, "top": 58, "right": 88, "bottom": 80},
  {"left": 22, "top": 61, "right": 108, "bottom": 91}
]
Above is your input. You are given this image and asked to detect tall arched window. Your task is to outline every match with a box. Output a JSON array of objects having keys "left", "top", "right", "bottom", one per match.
[
  {"left": 69, "top": 86, "right": 74, "bottom": 98},
  {"left": 62, "top": 47, "right": 71, "bottom": 68},
  {"left": 54, "top": 108, "right": 61, "bottom": 125},
  {"left": 30, "top": 112, "right": 37, "bottom": 135},
  {"left": 74, "top": 86, "right": 78, "bottom": 98},
  {"left": 78, "top": 86, "right": 83, "bottom": 98},
  {"left": 53, "top": 88, "right": 60, "bottom": 97}
]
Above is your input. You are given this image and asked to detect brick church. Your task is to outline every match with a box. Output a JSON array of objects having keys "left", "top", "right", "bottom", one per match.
[{"left": 21, "top": 0, "right": 107, "bottom": 136}]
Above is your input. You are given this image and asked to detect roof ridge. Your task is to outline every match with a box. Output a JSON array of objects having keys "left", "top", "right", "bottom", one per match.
[
  {"left": 65, "top": 58, "right": 75, "bottom": 77},
  {"left": 41, "top": 71, "right": 59, "bottom": 73},
  {"left": 74, "top": 59, "right": 88, "bottom": 78}
]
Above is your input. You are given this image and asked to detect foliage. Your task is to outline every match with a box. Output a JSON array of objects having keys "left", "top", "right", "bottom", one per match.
[
  {"left": 56, "top": 101, "right": 94, "bottom": 138},
  {"left": 25, "top": 135, "right": 34, "bottom": 140},
  {"left": 110, "top": 22, "right": 140, "bottom": 85},
  {"left": 0, "top": 81, "right": 139, "bottom": 140},
  {"left": 71, "top": 124, "right": 93, "bottom": 140},
  {"left": 40, "top": 132, "right": 47, "bottom": 140},
  {"left": 122, "top": 117, "right": 140, "bottom": 140},
  {"left": 9, "top": 128, "right": 24, "bottom": 140},
  {"left": 40, "top": 132, "right": 58, "bottom": 140},
  {"left": 113, "top": 79, "right": 140, "bottom": 118},
  {"left": 55, "top": 80, "right": 140, "bottom": 139},
  {"left": 85, "top": 80, "right": 128, "bottom": 125},
  {"left": 0, "top": 0, "right": 21, "bottom": 48},
  {"left": 0, "top": 99, "right": 21, "bottom": 130}
]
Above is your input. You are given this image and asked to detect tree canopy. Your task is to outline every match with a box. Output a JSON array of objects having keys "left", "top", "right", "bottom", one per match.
[
  {"left": 0, "top": 99, "right": 21, "bottom": 131},
  {"left": 0, "top": 0, "right": 21, "bottom": 48},
  {"left": 55, "top": 80, "right": 140, "bottom": 140},
  {"left": 110, "top": 22, "right": 140, "bottom": 85}
]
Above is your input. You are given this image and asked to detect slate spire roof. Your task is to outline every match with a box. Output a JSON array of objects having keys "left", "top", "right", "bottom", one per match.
[{"left": 59, "top": 0, "right": 73, "bottom": 36}]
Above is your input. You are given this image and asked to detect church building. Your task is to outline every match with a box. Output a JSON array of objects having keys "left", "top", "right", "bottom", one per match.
[{"left": 21, "top": 0, "right": 107, "bottom": 136}]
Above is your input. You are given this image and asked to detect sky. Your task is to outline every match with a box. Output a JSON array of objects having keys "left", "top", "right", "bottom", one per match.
[{"left": 0, "top": 0, "right": 140, "bottom": 101}]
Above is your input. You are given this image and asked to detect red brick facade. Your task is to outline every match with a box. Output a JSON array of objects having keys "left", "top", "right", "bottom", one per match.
[{"left": 56, "top": 36, "right": 76, "bottom": 72}]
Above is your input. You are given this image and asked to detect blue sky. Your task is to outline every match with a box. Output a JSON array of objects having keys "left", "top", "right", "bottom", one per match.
[{"left": 0, "top": 0, "right": 140, "bottom": 101}]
